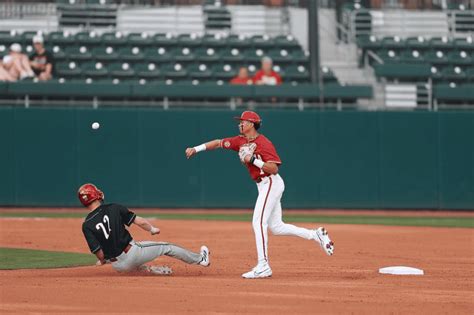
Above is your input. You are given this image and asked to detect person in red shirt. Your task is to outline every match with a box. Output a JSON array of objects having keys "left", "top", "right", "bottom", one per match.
[
  {"left": 185, "top": 111, "right": 334, "bottom": 279},
  {"left": 230, "top": 67, "right": 252, "bottom": 85},
  {"left": 252, "top": 56, "right": 282, "bottom": 85}
]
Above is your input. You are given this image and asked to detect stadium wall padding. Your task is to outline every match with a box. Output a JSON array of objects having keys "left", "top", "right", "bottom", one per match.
[{"left": 1, "top": 107, "right": 473, "bottom": 209}]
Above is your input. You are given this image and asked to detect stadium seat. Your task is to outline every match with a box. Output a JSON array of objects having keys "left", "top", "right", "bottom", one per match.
[
  {"left": 108, "top": 62, "right": 136, "bottom": 78},
  {"left": 381, "top": 36, "right": 405, "bottom": 50},
  {"left": 250, "top": 35, "right": 275, "bottom": 48},
  {"left": 321, "top": 67, "right": 338, "bottom": 83},
  {"left": 243, "top": 48, "right": 266, "bottom": 63},
  {"left": 282, "top": 64, "right": 309, "bottom": 81},
  {"left": 356, "top": 35, "right": 382, "bottom": 51},
  {"left": 127, "top": 32, "right": 153, "bottom": 47},
  {"left": 441, "top": 66, "right": 467, "bottom": 82},
  {"left": 226, "top": 34, "right": 251, "bottom": 47},
  {"left": 273, "top": 35, "right": 300, "bottom": 49},
  {"left": 118, "top": 46, "right": 145, "bottom": 61},
  {"left": 51, "top": 45, "right": 67, "bottom": 60},
  {"left": 429, "top": 66, "right": 443, "bottom": 81},
  {"left": 91, "top": 46, "right": 119, "bottom": 61},
  {"left": 424, "top": 50, "right": 450, "bottom": 66},
  {"left": 187, "top": 63, "right": 213, "bottom": 79},
  {"left": 75, "top": 31, "right": 101, "bottom": 46},
  {"left": 220, "top": 48, "right": 244, "bottom": 62},
  {"left": 267, "top": 48, "right": 294, "bottom": 63},
  {"left": 211, "top": 64, "right": 236, "bottom": 79},
  {"left": 101, "top": 31, "right": 127, "bottom": 46},
  {"left": 405, "top": 36, "right": 430, "bottom": 50},
  {"left": 171, "top": 47, "right": 195, "bottom": 62},
  {"left": 65, "top": 46, "right": 93, "bottom": 60},
  {"left": 399, "top": 50, "right": 424, "bottom": 63},
  {"left": 55, "top": 61, "right": 82, "bottom": 78},
  {"left": 201, "top": 34, "right": 227, "bottom": 48},
  {"left": 161, "top": 63, "right": 188, "bottom": 79},
  {"left": 195, "top": 47, "right": 220, "bottom": 62},
  {"left": 144, "top": 47, "right": 172, "bottom": 63},
  {"left": 466, "top": 67, "right": 474, "bottom": 81},
  {"left": 177, "top": 33, "right": 202, "bottom": 47},
  {"left": 0, "top": 30, "right": 24, "bottom": 46},
  {"left": 153, "top": 33, "right": 178, "bottom": 47},
  {"left": 430, "top": 37, "right": 455, "bottom": 50},
  {"left": 453, "top": 36, "right": 473, "bottom": 50},
  {"left": 82, "top": 61, "right": 109, "bottom": 78},
  {"left": 375, "top": 49, "right": 400, "bottom": 63},
  {"left": 48, "top": 31, "right": 75, "bottom": 45},
  {"left": 447, "top": 50, "right": 473, "bottom": 65},
  {"left": 134, "top": 62, "right": 161, "bottom": 78},
  {"left": 86, "top": 0, "right": 115, "bottom": 4},
  {"left": 0, "top": 44, "right": 7, "bottom": 56}
]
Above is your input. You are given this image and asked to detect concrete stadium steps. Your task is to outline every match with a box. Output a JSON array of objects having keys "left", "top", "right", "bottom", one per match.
[
  {"left": 371, "top": 10, "right": 449, "bottom": 37},
  {"left": 227, "top": 5, "right": 287, "bottom": 36},
  {"left": 0, "top": 16, "right": 58, "bottom": 32},
  {"left": 117, "top": 6, "right": 204, "bottom": 33}
]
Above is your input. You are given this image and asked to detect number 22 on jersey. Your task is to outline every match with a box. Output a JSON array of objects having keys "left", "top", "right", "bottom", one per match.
[{"left": 96, "top": 215, "right": 112, "bottom": 239}]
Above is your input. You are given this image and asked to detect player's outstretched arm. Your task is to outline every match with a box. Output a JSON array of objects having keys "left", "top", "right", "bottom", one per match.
[
  {"left": 185, "top": 139, "right": 221, "bottom": 159},
  {"left": 133, "top": 216, "right": 160, "bottom": 235}
]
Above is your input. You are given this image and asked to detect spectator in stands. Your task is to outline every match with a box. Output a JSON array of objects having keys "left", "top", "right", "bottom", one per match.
[
  {"left": 230, "top": 67, "right": 252, "bottom": 85},
  {"left": 2, "top": 43, "right": 35, "bottom": 80},
  {"left": 30, "top": 35, "right": 53, "bottom": 81},
  {"left": 0, "top": 61, "right": 16, "bottom": 82},
  {"left": 253, "top": 56, "right": 282, "bottom": 86}
]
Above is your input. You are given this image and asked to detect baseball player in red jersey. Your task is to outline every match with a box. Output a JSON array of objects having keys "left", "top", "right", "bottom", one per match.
[{"left": 185, "top": 111, "right": 334, "bottom": 279}]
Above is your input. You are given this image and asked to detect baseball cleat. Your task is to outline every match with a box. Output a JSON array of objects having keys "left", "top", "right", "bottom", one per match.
[
  {"left": 314, "top": 227, "right": 334, "bottom": 256},
  {"left": 242, "top": 262, "right": 272, "bottom": 279},
  {"left": 199, "top": 245, "right": 210, "bottom": 267},
  {"left": 148, "top": 265, "right": 173, "bottom": 275}
]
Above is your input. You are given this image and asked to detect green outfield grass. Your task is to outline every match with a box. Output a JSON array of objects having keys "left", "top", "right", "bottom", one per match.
[
  {"left": 0, "top": 212, "right": 472, "bottom": 228},
  {"left": 0, "top": 247, "right": 96, "bottom": 270}
]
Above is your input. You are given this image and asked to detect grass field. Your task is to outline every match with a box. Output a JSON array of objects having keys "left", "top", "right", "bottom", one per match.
[
  {"left": 0, "top": 248, "right": 96, "bottom": 270},
  {"left": 0, "top": 211, "right": 472, "bottom": 228}
]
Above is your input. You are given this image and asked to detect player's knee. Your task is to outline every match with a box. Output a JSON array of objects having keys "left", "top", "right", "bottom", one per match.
[{"left": 269, "top": 224, "right": 285, "bottom": 235}]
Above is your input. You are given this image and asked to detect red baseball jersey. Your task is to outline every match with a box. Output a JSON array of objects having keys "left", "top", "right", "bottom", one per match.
[
  {"left": 220, "top": 134, "right": 282, "bottom": 181},
  {"left": 252, "top": 70, "right": 282, "bottom": 85}
]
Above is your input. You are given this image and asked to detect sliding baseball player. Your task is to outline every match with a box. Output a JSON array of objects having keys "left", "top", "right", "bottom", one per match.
[{"left": 79, "top": 183, "right": 210, "bottom": 275}]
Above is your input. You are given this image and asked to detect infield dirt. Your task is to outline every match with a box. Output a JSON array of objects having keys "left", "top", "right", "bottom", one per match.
[{"left": 0, "top": 215, "right": 473, "bottom": 314}]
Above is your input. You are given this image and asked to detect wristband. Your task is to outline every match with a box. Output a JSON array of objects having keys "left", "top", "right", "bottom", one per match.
[
  {"left": 252, "top": 158, "right": 265, "bottom": 169},
  {"left": 193, "top": 144, "right": 206, "bottom": 153}
]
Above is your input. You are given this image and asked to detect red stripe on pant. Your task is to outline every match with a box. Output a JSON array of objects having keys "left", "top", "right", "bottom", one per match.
[{"left": 260, "top": 177, "right": 273, "bottom": 262}]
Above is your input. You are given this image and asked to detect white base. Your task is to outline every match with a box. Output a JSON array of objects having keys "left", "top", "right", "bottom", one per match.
[{"left": 379, "top": 266, "right": 424, "bottom": 275}]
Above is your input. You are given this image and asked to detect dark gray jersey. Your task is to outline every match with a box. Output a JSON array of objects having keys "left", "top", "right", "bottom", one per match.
[{"left": 82, "top": 203, "right": 136, "bottom": 259}]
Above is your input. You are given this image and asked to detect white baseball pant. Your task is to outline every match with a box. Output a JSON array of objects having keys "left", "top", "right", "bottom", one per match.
[
  {"left": 253, "top": 174, "right": 314, "bottom": 264},
  {"left": 111, "top": 241, "right": 202, "bottom": 272}
]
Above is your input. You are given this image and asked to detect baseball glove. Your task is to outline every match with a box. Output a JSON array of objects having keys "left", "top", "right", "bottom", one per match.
[{"left": 238, "top": 143, "right": 257, "bottom": 163}]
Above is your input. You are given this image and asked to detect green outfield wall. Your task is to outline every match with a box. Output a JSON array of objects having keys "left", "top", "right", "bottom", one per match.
[{"left": 0, "top": 107, "right": 472, "bottom": 209}]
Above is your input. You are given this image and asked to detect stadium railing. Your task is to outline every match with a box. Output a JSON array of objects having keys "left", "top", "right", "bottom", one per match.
[{"left": 0, "top": 81, "right": 373, "bottom": 110}]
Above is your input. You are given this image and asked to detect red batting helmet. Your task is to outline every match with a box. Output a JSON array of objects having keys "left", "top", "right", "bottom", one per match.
[
  {"left": 234, "top": 111, "right": 261, "bottom": 123},
  {"left": 78, "top": 183, "right": 104, "bottom": 206}
]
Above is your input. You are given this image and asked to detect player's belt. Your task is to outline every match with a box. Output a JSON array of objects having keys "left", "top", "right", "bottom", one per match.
[{"left": 108, "top": 243, "right": 132, "bottom": 262}]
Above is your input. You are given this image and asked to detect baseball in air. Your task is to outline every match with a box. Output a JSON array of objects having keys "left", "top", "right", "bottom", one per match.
[{"left": 92, "top": 122, "right": 100, "bottom": 130}]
